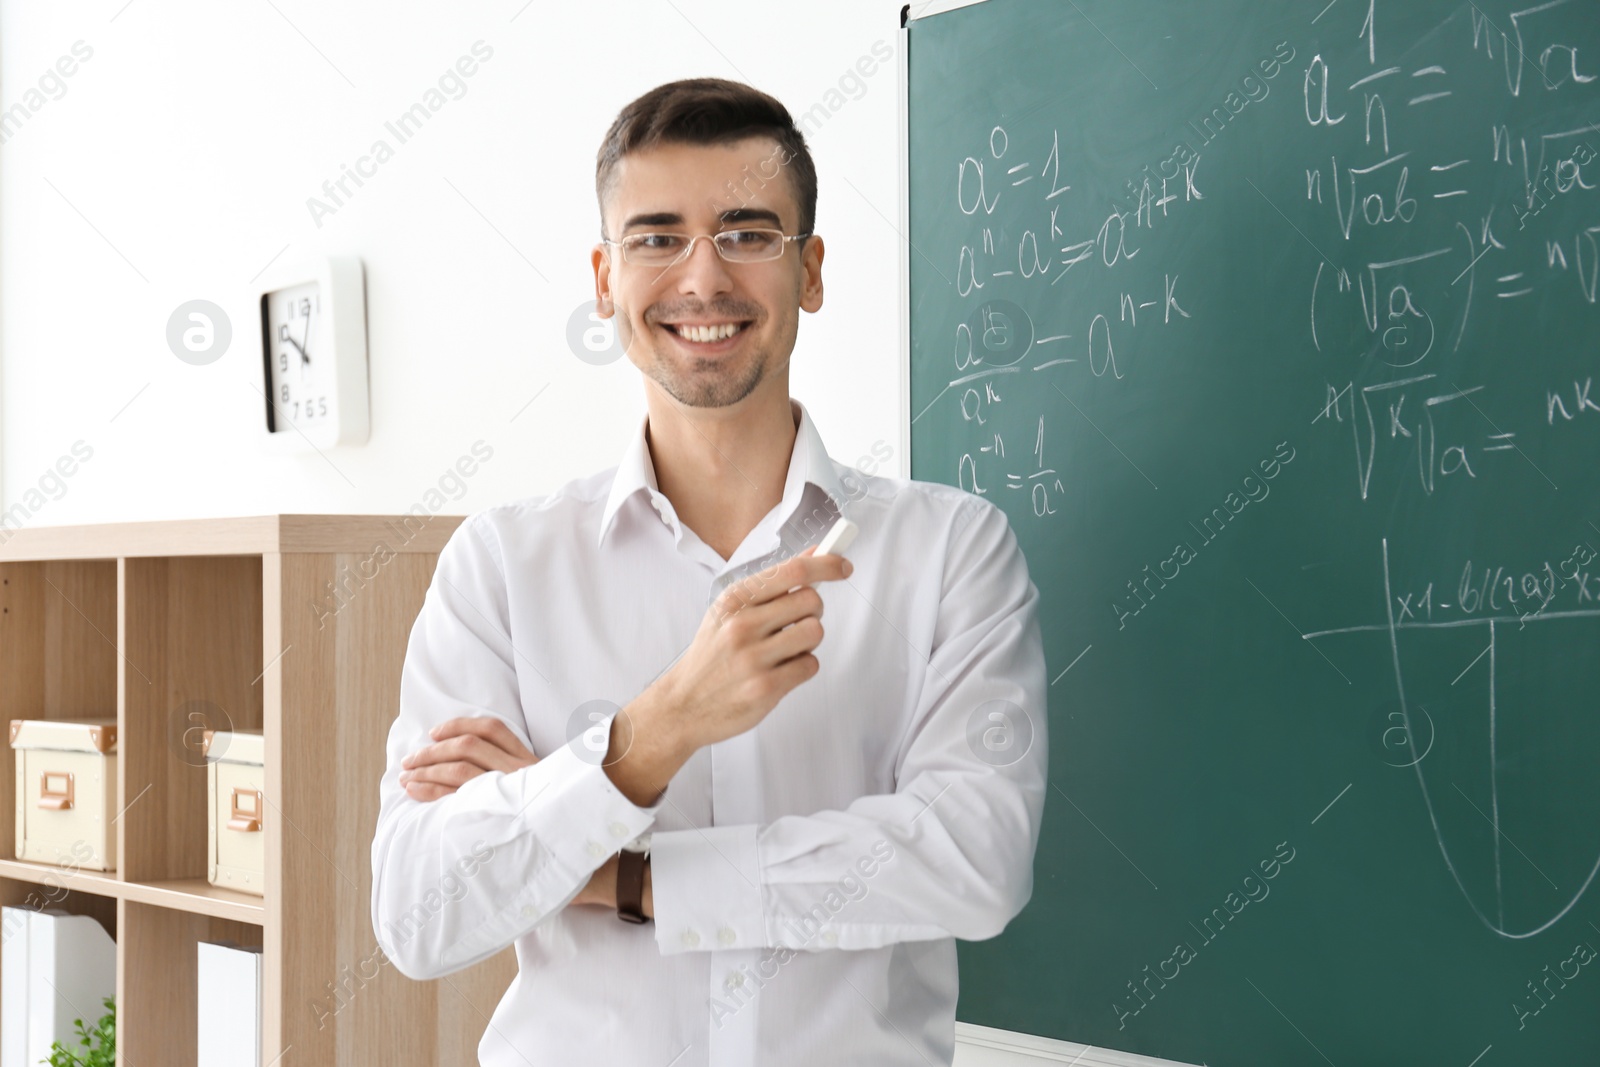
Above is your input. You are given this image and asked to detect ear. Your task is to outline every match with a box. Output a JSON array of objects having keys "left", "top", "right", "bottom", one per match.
[
  {"left": 592, "top": 243, "right": 615, "bottom": 317},
  {"left": 798, "top": 234, "right": 825, "bottom": 314}
]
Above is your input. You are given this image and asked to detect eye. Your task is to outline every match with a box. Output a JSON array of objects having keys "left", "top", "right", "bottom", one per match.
[
  {"left": 724, "top": 230, "right": 770, "bottom": 246},
  {"left": 632, "top": 234, "right": 686, "bottom": 251}
]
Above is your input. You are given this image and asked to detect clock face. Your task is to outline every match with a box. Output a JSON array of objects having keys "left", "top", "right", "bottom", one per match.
[
  {"left": 263, "top": 281, "right": 328, "bottom": 431},
  {"left": 255, "top": 256, "right": 368, "bottom": 450}
]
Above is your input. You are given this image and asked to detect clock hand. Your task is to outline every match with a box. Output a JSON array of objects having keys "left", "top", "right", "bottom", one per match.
[{"left": 301, "top": 303, "right": 314, "bottom": 378}]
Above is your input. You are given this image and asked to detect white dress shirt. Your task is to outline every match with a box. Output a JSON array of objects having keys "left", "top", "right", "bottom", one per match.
[{"left": 370, "top": 398, "right": 1048, "bottom": 1067}]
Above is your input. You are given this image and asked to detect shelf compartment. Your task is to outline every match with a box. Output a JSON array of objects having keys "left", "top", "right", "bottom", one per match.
[
  {"left": 0, "top": 872, "right": 119, "bottom": 937},
  {"left": 118, "top": 899, "right": 261, "bottom": 1067},
  {"left": 0, "top": 874, "right": 119, "bottom": 1059},
  {"left": 0, "top": 560, "right": 119, "bottom": 866},
  {"left": 119, "top": 555, "right": 263, "bottom": 886}
]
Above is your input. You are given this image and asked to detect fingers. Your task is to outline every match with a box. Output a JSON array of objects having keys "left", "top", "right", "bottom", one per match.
[
  {"left": 401, "top": 734, "right": 512, "bottom": 777},
  {"left": 770, "top": 652, "right": 820, "bottom": 690},
  {"left": 703, "top": 552, "right": 837, "bottom": 672},
  {"left": 427, "top": 716, "right": 538, "bottom": 761},
  {"left": 742, "top": 584, "right": 826, "bottom": 641},
  {"left": 402, "top": 717, "right": 539, "bottom": 779},
  {"left": 399, "top": 759, "right": 486, "bottom": 802},
  {"left": 756, "top": 616, "right": 826, "bottom": 669},
  {"left": 399, "top": 716, "right": 540, "bottom": 805},
  {"left": 715, "top": 549, "right": 851, "bottom": 621}
]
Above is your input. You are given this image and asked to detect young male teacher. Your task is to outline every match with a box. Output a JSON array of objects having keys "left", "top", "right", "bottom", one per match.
[{"left": 370, "top": 78, "right": 1048, "bottom": 1066}]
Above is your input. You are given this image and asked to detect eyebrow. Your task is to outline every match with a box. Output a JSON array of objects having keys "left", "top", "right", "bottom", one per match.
[{"left": 621, "top": 207, "right": 784, "bottom": 232}]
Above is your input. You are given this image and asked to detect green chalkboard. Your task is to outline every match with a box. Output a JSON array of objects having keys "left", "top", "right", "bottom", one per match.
[{"left": 906, "top": 1, "right": 1600, "bottom": 1063}]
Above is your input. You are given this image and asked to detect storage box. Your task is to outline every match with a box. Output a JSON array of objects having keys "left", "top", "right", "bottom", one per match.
[
  {"left": 203, "top": 729, "right": 265, "bottom": 896},
  {"left": 9, "top": 719, "right": 118, "bottom": 871},
  {"left": 197, "top": 940, "right": 264, "bottom": 1067}
]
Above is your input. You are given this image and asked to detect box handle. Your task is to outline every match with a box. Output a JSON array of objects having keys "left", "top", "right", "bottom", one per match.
[
  {"left": 228, "top": 786, "right": 263, "bottom": 832},
  {"left": 38, "top": 771, "right": 74, "bottom": 811}
]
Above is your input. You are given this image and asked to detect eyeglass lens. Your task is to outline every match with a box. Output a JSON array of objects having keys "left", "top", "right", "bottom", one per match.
[{"left": 623, "top": 230, "right": 786, "bottom": 265}]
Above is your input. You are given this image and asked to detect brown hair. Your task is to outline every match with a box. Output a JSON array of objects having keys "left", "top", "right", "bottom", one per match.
[{"left": 595, "top": 77, "right": 817, "bottom": 243}]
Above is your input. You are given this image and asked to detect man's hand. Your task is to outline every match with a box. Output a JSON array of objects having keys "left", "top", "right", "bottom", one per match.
[
  {"left": 596, "top": 545, "right": 852, "bottom": 809},
  {"left": 398, "top": 715, "right": 538, "bottom": 801},
  {"left": 653, "top": 545, "right": 852, "bottom": 753}
]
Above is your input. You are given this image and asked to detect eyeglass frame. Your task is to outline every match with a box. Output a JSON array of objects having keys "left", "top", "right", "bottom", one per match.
[{"left": 599, "top": 228, "right": 814, "bottom": 268}]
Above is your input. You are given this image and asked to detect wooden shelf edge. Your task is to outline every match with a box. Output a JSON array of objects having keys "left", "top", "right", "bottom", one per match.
[
  {"left": 121, "top": 878, "right": 265, "bottom": 924},
  {"left": 0, "top": 856, "right": 122, "bottom": 899},
  {"left": 0, "top": 513, "right": 468, "bottom": 561},
  {"left": 0, "top": 860, "right": 265, "bottom": 923}
]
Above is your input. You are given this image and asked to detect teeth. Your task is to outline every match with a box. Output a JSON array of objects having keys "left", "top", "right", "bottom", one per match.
[{"left": 674, "top": 322, "right": 741, "bottom": 343}]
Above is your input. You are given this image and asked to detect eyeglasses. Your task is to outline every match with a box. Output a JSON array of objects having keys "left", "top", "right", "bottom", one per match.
[{"left": 601, "top": 228, "right": 812, "bottom": 267}]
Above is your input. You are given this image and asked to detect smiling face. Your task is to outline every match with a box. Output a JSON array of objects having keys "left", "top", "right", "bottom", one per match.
[{"left": 592, "top": 135, "right": 824, "bottom": 410}]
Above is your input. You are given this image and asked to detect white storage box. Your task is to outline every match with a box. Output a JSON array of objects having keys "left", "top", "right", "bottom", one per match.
[
  {"left": 9, "top": 719, "right": 118, "bottom": 871},
  {"left": 203, "top": 729, "right": 265, "bottom": 896},
  {"left": 197, "top": 940, "right": 264, "bottom": 1067}
]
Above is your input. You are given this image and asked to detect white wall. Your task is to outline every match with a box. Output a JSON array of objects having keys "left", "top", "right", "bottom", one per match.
[{"left": 0, "top": 0, "right": 908, "bottom": 526}]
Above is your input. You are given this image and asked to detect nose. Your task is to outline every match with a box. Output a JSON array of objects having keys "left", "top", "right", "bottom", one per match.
[{"left": 671, "top": 234, "right": 734, "bottom": 299}]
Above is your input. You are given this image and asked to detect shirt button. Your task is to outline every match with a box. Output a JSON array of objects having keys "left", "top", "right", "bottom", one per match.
[
  {"left": 681, "top": 929, "right": 700, "bottom": 948},
  {"left": 608, "top": 821, "right": 630, "bottom": 839},
  {"left": 724, "top": 971, "right": 744, "bottom": 991},
  {"left": 586, "top": 841, "right": 606, "bottom": 858},
  {"left": 717, "top": 927, "right": 737, "bottom": 946},
  {"left": 522, "top": 905, "right": 537, "bottom": 918},
  {"left": 822, "top": 930, "right": 838, "bottom": 945}
]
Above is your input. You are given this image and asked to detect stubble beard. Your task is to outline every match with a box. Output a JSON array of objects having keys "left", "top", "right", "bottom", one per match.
[{"left": 642, "top": 323, "right": 774, "bottom": 409}]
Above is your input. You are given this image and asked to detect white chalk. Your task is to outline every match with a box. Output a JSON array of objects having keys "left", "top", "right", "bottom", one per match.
[{"left": 814, "top": 517, "right": 858, "bottom": 558}]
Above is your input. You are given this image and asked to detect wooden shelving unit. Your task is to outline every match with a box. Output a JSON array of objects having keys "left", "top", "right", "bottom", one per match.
[{"left": 0, "top": 515, "right": 515, "bottom": 1065}]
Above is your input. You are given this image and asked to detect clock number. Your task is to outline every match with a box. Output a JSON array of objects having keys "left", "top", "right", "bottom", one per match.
[{"left": 280, "top": 384, "right": 289, "bottom": 404}]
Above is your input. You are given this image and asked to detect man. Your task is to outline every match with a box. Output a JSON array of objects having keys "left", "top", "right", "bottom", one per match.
[{"left": 370, "top": 77, "right": 1047, "bottom": 1066}]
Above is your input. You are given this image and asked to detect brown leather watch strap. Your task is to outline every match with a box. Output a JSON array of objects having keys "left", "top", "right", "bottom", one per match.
[{"left": 616, "top": 849, "right": 650, "bottom": 924}]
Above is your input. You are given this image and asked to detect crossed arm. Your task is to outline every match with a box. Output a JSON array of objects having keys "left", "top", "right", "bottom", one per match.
[{"left": 398, "top": 715, "right": 651, "bottom": 917}]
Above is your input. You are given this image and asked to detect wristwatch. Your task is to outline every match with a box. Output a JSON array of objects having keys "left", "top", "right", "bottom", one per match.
[{"left": 616, "top": 832, "right": 652, "bottom": 924}]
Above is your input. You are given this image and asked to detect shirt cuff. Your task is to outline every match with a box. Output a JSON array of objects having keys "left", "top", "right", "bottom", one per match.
[
  {"left": 514, "top": 736, "right": 667, "bottom": 879},
  {"left": 441, "top": 723, "right": 665, "bottom": 969},
  {"left": 649, "top": 823, "right": 763, "bottom": 955}
]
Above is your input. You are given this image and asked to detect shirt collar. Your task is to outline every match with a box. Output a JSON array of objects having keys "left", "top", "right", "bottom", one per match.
[{"left": 597, "top": 398, "right": 848, "bottom": 548}]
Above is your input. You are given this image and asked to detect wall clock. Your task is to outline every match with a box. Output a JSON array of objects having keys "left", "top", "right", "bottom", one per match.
[{"left": 256, "top": 257, "right": 369, "bottom": 450}]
